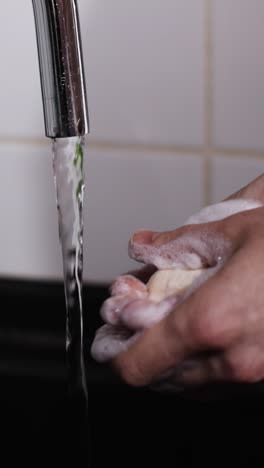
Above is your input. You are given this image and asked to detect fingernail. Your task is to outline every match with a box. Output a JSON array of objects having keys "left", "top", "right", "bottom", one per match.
[
  {"left": 130, "top": 230, "right": 157, "bottom": 245},
  {"left": 151, "top": 232, "right": 160, "bottom": 242}
]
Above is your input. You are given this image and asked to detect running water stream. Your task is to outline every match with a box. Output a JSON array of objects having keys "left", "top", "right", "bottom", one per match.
[{"left": 52, "top": 136, "right": 88, "bottom": 410}]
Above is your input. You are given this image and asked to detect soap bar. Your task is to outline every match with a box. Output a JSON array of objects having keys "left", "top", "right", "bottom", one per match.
[{"left": 146, "top": 268, "right": 204, "bottom": 302}]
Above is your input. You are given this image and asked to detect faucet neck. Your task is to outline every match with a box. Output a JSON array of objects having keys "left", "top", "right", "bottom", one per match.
[{"left": 32, "top": 0, "right": 89, "bottom": 138}]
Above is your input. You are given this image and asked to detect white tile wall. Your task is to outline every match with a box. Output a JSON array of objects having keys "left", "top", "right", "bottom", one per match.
[
  {"left": 0, "top": 143, "right": 204, "bottom": 283},
  {"left": 0, "top": 1, "right": 44, "bottom": 138},
  {"left": 0, "top": 0, "right": 205, "bottom": 146},
  {"left": 78, "top": 0, "right": 205, "bottom": 146},
  {"left": 212, "top": 0, "right": 264, "bottom": 150},
  {"left": 83, "top": 149, "right": 204, "bottom": 282},
  {"left": 0, "top": 143, "right": 62, "bottom": 279},
  {"left": 0, "top": 1, "right": 264, "bottom": 283},
  {"left": 211, "top": 156, "right": 264, "bottom": 203}
]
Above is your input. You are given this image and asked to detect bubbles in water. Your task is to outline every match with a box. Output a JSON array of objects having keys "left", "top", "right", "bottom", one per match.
[{"left": 52, "top": 136, "right": 88, "bottom": 406}]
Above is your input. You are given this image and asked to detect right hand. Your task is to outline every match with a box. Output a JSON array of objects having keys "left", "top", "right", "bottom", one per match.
[{"left": 90, "top": 174, "right": 264, "bottom": 389}]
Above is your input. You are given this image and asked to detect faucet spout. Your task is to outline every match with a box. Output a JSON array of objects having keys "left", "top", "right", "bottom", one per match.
[{"left": 32, "top": 0, "right": 89, "bottom": 138}]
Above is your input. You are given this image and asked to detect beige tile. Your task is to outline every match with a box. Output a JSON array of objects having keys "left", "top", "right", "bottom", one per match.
[
  {"left": 212, "top": 0, "right": 264, "bottom": 150},
  {"left": 210, "top": 155, "right": 264, "bottom": 203},
  {"left": 83, "top": 149, "right": 204, "bottom": 283}
]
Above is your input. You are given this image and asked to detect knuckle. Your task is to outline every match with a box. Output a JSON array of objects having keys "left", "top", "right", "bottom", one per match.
[
  {"left": 191, "top": 307, "right": 226, "bottom": 347},
  {"left": 112, "top": 358, "right": 148, "bottom": 387},
  {"left": 232, "top": 365, "right": 256, "bottom": 383},
  {"left": 223, "top": 354, "right": 259, "bottom": 383},
  {"left": 188, "top": 293, "right": 240, "bottom": 349},
  {"left": 168, "top": 300, "right": 227, "bottom": 351}
]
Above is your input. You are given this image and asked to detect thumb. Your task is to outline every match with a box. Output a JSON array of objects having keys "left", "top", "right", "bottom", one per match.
[
  {"left": 128, "top": 222, "right": 230, "bottom": 270},
  {"left": 128, "top": 198, "right": 261, "bottom": 270}
]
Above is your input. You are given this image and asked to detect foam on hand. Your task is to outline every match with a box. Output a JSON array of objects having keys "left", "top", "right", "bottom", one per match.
[
  {"left": 90, "top": 198, "right": 262, "bottom": 366},
  {"left": 128, "top": 199, "right": 261, "bottom": 271}
]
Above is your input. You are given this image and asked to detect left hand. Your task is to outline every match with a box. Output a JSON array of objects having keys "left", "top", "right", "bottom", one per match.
[{"left": 91, "top": 176, "right": 264, "bottom": 390}]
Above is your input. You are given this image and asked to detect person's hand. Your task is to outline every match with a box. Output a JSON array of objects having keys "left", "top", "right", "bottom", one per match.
[{"left": 91, "top": 174, "right": 264, "bottom": 390}]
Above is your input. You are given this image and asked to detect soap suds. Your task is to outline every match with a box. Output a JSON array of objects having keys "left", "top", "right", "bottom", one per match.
[
  {"left": 184, "top": 199, "right": 262, "bottom": 225},
  {"left": 90, "top": 324, "right": 141, "bottom": 363},
  {"left": 91, "top": 198, "right": 263, "bottom": 370},
  {"left": 120, "top": 296, "right": 178, "bottom": 331},
  {"left": 129, "top": 229, "right": 231, "bottom": 270},
  {"left": 110, "top": 274, "right": 148, "bottom": 298}
]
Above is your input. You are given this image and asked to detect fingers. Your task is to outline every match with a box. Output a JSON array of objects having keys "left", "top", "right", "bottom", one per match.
[
  {"left": 100, "top": 295, "right": 135, "bottom": 326},
  {"left": 110, "top": 275, "right": 148, "bottom": 298},
  {"left": 95, "top": 195, "right": 264, "bottom": 383},
  {"left": 91, "top": 297, "right": 176, "bottom": 363},
  {"left": 111, "top": 307, "right": 198, "bottom": 386},
  {"left": 128, "top": 197, "right": 262, "bottom": 271},
  {"left": 120, "top": 296, "right": 178, "bottom": 331},
  {"left": 102, "top": 275, "right": 148, "bottom": 326},
  {"left": 111, "top": 246, "right": 248, "bottom": 387},
  {"left": 128, "top": 222, "right": 232, "bottom": 270},
  {"left": 159, "top": 341, "right": 264, "bottom": 388},
  {"left": 168, "top": 354, "right": 227, "bottom": 387},
  {"left": 149, "top": 355, "right": 226, "bottom": 392},
  {"left": 90, "top": 324, "right": 141, "bottom": 363},
  {"left": 222, "top": 342, "right": 264, "bottom": 384},
  {"left": 101, "top": 293, "right": 178, "bottom": 330}
]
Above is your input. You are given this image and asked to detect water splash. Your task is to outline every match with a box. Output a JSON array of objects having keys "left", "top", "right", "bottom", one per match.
[{"left": 52, "top": 136, "right": 88, "bottom": 406}]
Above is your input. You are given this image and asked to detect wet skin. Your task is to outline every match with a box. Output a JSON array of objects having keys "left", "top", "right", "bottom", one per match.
[{"left": 91, "top": 174, "right": 264, "bottom": 390}]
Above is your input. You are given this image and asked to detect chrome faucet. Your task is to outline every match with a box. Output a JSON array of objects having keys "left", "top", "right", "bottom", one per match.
[{"left": 32, "top": 0, "right": 89, "bottom": 138}]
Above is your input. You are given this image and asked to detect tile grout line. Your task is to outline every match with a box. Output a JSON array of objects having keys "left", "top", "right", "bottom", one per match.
[
  {"left": 212, "top": 148, "right": 264, "bottom": 159},
  {"left": 0, "top": 135, "right": 263, "bottom": 155},
  {"left": 85, "top": 140, "right": 205, "bottom": 156},
  {"left": 0, "top": 136, "right": 264, "bottom": 159},
  {"left": 203, "top": 0, "right": 213, "bottom": 206}
]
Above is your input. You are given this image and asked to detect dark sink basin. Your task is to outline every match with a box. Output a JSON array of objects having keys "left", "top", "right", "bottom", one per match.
[{"left": 0, "top": 278, "right": 263, "bottom": 467}]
